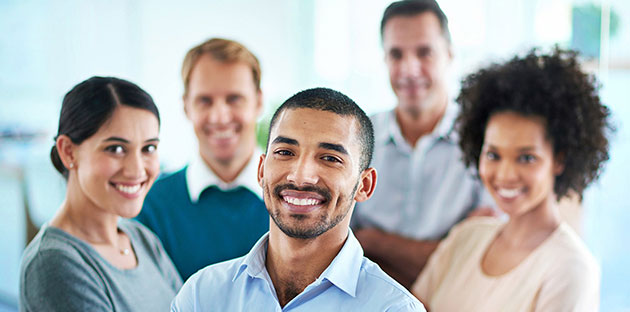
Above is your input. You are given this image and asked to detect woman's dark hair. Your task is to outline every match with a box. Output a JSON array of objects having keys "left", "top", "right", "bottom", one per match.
[
  {"left": 51, "top": 76, "right": 160, "bottom": 178},
  {"left": 455, "top": 47, "right": 612, "bottom": 200}
]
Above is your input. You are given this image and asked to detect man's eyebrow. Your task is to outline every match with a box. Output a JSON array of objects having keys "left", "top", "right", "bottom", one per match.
[
  {"left": 319, "top": 142, "right": 348, "bottom": 155},
  {"left": 271, "top": 136, "right": 298, "bottom": 146}
]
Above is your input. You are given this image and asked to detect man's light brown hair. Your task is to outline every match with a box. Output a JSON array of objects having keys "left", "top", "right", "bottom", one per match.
[{"left": 181, "top": 38, "right": 261, "bottom": 97}]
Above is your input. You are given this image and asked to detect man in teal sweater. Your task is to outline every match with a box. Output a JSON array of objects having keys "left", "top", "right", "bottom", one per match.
[{"left": 137, "top": 38, "right": 268, "bottom": 281}]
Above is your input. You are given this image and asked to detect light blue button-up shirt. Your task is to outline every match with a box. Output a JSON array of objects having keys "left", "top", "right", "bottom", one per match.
[
  {"left": 353, "top": 107, "right": 494, "bottom": 240},
  {"left": 171, "top": 230, "right": 425, "bottom": 312}
]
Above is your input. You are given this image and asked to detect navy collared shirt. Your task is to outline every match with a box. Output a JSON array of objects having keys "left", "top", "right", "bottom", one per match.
[{"left": 171, "top": 230, "right": 425, "bottom": 311}]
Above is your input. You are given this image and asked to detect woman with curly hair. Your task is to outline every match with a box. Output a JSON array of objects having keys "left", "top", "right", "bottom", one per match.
[{"left": 411, "top": 48, "right": 612, "bottom": 311}]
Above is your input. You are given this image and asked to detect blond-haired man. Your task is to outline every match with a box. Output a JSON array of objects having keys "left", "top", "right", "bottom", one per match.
[{"left": 137, "top": 38, "right": 268, "bottom": 281}]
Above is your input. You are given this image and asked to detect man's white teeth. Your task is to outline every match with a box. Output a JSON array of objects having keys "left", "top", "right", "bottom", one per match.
[
  {"left": 284, "top": 196, "right": 320, "bottom": 206},
  {"left": 212, "top": 129, "right": 235, "bottom": 139},
  {"left": 497, "top": 188, "right": 521, "bottom": 198},
  {"left": 116, "top": 184, "right": 141, "bottom": 194}
]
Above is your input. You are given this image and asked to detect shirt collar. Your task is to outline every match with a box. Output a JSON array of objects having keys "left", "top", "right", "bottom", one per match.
[
  {"left": 234, "top": 229, "right": 364, "bottom": 297},
  {"left": 317, "top": 229, "right": 364, "bottom": 297},
  {"left": 378, "top": 102, "right": 458, "bottom": 148},
  {"left": 186, "top": 148, "right": 263, "bottom": 203},
  {"left": 234, "top": 232, "right": 269, "bottom": 281}
]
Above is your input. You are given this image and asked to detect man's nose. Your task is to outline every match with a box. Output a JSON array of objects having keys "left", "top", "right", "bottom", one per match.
[
  {"left": 399, "top": 55, "right": 421, "bottom": 78},
  {"left": 286, "top": 157, "right": 319, "bottom": 186},
  {"left": 208, "top": 101, "right": 231, "bottom": 124}
]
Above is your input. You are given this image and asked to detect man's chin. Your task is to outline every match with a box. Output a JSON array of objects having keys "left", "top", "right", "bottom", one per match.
[
  {"left": 203, "top": 149, "right": 238, "bottom": 165},
  {"left": 278, "top": 225, "right": 326, "bottom": 240},
  {"left": 271, "top": 215, "right": 327, "bottom": 240},
  {"left": 399, "top": 93, "right": 426, "bottom": 104}
]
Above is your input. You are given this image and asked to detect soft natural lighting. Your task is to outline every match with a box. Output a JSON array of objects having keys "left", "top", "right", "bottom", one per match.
[{"left": 1, "top": 0, "right": 628, "bottom": 310}]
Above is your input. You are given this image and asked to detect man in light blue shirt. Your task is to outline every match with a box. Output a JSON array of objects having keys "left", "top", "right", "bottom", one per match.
[
  {"left": 352, "top": 0, "right": 494, "bottom": 288},
  {"left": 172, "top": 88, "right": 425, "bottom": 311}
]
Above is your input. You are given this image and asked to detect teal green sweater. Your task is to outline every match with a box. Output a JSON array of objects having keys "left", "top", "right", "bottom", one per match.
[{"left": 137, "top": 168, "right": 268, "bottom": 281}]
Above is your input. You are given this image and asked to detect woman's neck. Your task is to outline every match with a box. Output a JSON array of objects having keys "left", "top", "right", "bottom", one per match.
[
  {"left": 50, "top": 183, "right": 120, "bottom": 246},
  {"left": 501, "top": 195, "right": 561, "bottom": 248}
]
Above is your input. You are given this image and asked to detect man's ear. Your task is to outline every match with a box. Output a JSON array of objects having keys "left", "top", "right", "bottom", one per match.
[
  {"left": 255, "top": 90, "right": 263, "bottom": 117},
  {"left": 183, "top": 94, "right": 191, "bottom": 120},
  {"left": 447, "top": 43, "right": 454, "bottom": 62},
  {"left": 354, "top": 167, "right": 377, "bottom": 202},
  {"left": 56, "top": 135, "right": 77, "bottom": 170},
  {"left": 257, "top": 154, "right": 266, "bottom": 187}
]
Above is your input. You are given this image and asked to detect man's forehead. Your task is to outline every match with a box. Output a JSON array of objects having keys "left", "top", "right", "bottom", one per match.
[
  {"left": 383, "top": 12, "right": 446, "bottom": 45},
  {"left": 273, "top": 108, "right": 354, "bottom": 129},
  {"left": 270, "top": 108, "right": 360, "bottom": 147},
  {"left": 190, "top": 56, "right": 256, "bottom": 87}
]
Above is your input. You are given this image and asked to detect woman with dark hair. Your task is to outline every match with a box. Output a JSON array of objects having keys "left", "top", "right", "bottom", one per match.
[
  {"left": 19, "top": 77, "right": 182, "bottom": 311},
  {"left": 411, "top": 48, "right": 611, "bottom": 311}
]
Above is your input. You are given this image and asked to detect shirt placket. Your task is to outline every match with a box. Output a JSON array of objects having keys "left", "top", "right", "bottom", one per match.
[{"left": 405, "top": 135, "right": 435, "bottom": 237}]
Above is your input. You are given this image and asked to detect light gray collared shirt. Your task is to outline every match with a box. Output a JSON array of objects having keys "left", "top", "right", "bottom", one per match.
[{"left": 353, "top": 106, "right": 493, "bottom": 240}]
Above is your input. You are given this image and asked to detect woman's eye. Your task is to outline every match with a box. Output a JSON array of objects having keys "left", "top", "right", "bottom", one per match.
[
  {"left": 143, "top": 144, "right": 157, "bottom": 153},
  {"left": 105, "top": 145, "right": 125, "bottom": 154},
  {"left": 519, "top": 154, "right": 536, "bottom": 163},
  {"left": 485, "top": 151, "right": 499, "bottom": 160}
]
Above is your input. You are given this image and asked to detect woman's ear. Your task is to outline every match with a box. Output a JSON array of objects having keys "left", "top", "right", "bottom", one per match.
[
  {"left": 56, "top": 135, "right": 77, "bottom": 170},
  {"left": 553, "top": 152, "right": 566, "bottom": 176}
]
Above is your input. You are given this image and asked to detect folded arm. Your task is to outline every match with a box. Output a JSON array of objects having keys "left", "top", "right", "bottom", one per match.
[{"left": 354, "top": 228, "right": 439, "bottom": 288}]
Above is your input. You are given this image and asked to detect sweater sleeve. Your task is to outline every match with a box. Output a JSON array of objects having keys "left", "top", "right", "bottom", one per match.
[{"left": 20, "top": 249, "right": 112, "bottom": 312}]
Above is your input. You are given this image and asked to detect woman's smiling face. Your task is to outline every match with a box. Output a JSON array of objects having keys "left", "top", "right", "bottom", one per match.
[
  {"left": 479, "top": 112, "right": 564, "bottom": 217},
  {"left": 69, "top": 105, "right": 160, "bottom": 218}
]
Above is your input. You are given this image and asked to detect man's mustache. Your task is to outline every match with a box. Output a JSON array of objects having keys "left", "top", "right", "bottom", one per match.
[{"left": 273, "top": 183, "right": 332, "bottom": 203}]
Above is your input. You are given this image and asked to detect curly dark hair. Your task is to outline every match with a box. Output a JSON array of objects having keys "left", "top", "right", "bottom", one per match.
[{"left": 455, "top": 47, "right": 612, "bottom": 200}]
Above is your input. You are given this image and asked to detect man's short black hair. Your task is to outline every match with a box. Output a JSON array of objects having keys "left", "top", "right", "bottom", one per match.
[
  {"left": 380, "top": 0, "right": 451, "bottom": 44},
  {"left": 267, "top": 88, "right": 374, "bottom": 171}
]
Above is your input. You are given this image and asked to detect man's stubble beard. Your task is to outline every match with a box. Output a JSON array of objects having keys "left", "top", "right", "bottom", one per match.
[{"left": 262, "top": 180, "right": 360, "bottom": 240}]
